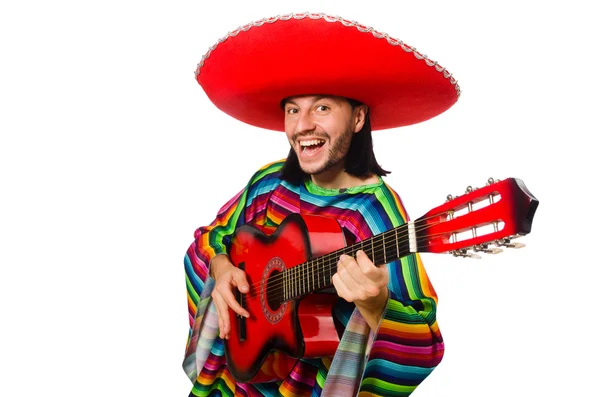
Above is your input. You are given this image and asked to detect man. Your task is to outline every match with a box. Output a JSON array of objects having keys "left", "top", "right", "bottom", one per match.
[{"left": 183, "top": 13, "right": 460, "bottom": 396}]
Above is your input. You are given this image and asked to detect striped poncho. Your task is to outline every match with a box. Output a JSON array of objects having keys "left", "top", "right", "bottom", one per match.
[{"left": 183, "top": 160, "right": 443, "bottom": 396}]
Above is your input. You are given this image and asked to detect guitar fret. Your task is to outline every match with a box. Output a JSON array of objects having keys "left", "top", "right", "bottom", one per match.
[
  {"left": 291, "top": 266, "right": 294, "bottom": 298},
  {"left": 303, "top": 262, "right": 306, "bottom": 295},
  {"left": 299, "top": 265, "right": 302, "bottom": 296},
  {"left": 301, "top": 263, "right": 304, "bottom": 295},
  {"left": 395, "top": 227, "right": 399, "bottom": 260},
  {"left": 300, "top": 264, "right": 303, "bottom": 296},
  {"left": 301, "top": 265, "right": 304, "bottom": 295},
  {"left": 321, "top": 257, "right": 325, "bottom": 289},
  {"left": 326, "top": 256, "right": 329, "bottom": 287},
  {"left": 317, "top": 257, "right": 321, "bottom": 289},
  {"left": 382, "top": 233, "right": 387, "bottom": 263},
  {"left": 283, "top": 268, "right": 287, "bottom": 301},
  {"left": 311, "top": 258, "right": 319, "bottom": 291},
  {"left": 294, "top": 266, "right": 298, "bottom": 297},
  {"left": 322, "top": 257, "right": 326, "bottom": 288},
  {"left": 296, "top": 266, "right": 302, "bottom": 296},
  {"left": 306, "top": 261, "right": 309, "bottom": 294},
  {"left": 320, "top": 257, "right": 324, "bottom": 288}
]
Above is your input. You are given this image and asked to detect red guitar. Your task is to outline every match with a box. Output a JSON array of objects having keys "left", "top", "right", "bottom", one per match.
[{"left": 224, "top": 177, "right": 538, "bottom": 383}]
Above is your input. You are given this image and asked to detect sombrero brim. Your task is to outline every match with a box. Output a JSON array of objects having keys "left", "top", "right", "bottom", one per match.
[{"left": 196, "top": 13, "right": 461, "bottom": 132}]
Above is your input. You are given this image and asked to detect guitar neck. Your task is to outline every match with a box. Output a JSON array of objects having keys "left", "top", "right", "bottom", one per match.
[
  {"left": 281, "top": 224, "right": 412, "bottom": 302},
  {"left": 280, "top": 177, "right": 538, "bottom": 303}
]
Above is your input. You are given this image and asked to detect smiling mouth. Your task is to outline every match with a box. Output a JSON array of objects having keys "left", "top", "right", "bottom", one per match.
[{"left": 299, "top": 139, "right": 326, "bottom": 152}]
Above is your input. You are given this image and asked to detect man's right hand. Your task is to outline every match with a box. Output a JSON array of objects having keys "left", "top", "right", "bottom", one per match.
[{"left": 209, "top": 254, "right": 250, "bottom": 340}]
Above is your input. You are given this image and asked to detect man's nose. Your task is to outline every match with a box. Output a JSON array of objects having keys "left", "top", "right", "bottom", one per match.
[{"left": 295, "top": 110, "right": 316, "bottom": 134}]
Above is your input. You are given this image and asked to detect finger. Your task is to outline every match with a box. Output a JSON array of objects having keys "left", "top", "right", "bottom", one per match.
[
  {"left": 211, "top": 292, "right": 231, "bottom": 339},
  {"left": 338, "top": 254, "right": 381, "bottom": 298},
  {"left": 355, "top": 250, "right": 376, "bottom": 273},
  {"left": 220, "top": 283, "right": 250, "bottom": 318},
  {"left": 338, "top": 254, "right": 365, "bottom": 285},
  {"left": 337, "top": 263, "right": 371, "bottom": 301},
  {"left": 331, "top": 272, "right": 354, "bottom": 302},
  {"left": 355, "top": 250, "right": 387, "bottom": 282},
  {"left": 232, "top": 269, "right": 250, "bottom": 293}
]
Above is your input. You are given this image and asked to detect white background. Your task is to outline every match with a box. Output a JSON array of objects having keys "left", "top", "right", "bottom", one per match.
[{"left": 1, "top": 1, "right": 598, "bottom": 396}]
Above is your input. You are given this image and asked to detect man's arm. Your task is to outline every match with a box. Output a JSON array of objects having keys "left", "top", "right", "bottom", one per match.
[
  {"left": 359, "top": 252, "right": 444, "bottom": 395},
  {"left": 183, "top": 160, "right": 286, "bottom": 382}
]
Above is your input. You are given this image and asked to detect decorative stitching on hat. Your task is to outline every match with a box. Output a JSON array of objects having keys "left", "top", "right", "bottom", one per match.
[{"left": 195, "top": 12, "right": 461, "bottom": 98}]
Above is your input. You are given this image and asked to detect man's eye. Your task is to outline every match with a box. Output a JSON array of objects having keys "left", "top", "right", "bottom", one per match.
[
  {"left": 316, "top": 105, "right": 329, "bottom": 111},
  {"left": 286, "top": 108, "right": 298, "bottom": 114}
]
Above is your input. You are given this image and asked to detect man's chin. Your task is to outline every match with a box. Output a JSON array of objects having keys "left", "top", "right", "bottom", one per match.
[
  {"left": 299, "top": 162, "right": 324, "bottom": 176},
  {"left": 300, "top": 162, "right": 332, "bottom": 176},
  {"left": 300, "top": 167, "right": 322, "bottom": 176},
  {"left": 299, "top": 158, "right": 344, "bottom": 177}
]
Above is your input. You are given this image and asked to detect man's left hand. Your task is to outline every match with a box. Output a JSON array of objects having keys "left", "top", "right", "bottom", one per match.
[{"left": 332, "top": 250, "right": 389, "bottom": 330}]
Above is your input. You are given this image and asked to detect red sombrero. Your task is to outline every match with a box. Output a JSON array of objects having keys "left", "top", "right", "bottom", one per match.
[{"left": 195, "top": 12, "right": 460, "bottom": 132}]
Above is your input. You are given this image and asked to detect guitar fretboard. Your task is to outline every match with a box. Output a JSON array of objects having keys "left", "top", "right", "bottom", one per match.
[{"left": 280, "top": 222, "right": 417, "bottom": 302}]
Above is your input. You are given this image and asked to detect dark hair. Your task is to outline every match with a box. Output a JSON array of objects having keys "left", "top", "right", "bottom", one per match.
[{"left": 280, "top": 97, "right": 390, "bottom": 184}]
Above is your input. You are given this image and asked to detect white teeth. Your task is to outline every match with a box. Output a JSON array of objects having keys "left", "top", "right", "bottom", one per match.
[{"left": 299, "top": 139, "right": 325, "bottom": 147}]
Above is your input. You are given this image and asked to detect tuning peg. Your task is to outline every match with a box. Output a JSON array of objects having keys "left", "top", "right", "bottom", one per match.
[
  {"left": 465, "top": 185, "right": 474, "bottom": 194},
  {"left": 506, "top": 241, "right": 526, "bottom": 249},
  {"left": 450, "top": 248, "right": 481, "bottom": 259},
  {"left": 494, "top": 237, "right": 526, "bottom": 249},
  {"left": 473, "top": 243, "right": 503, "bottom": 254},
  {"left": 486, "top": 177, "right": 500, "bottom": 186},
  {"left": 446, "top": 194, "right": 454, "bottom": 202}
]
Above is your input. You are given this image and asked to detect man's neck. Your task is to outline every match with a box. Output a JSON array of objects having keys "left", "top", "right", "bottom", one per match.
[{"left": 310, "top": 169, "right": 379, "bottom": 190}]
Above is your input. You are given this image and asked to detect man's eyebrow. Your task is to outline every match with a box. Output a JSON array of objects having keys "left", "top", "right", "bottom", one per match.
[
  {"left": 284, "top": 95, "right": 331, "bottom": 107},
  {"left": 313, "top": 95, "right": 328, "bottom": 102}
]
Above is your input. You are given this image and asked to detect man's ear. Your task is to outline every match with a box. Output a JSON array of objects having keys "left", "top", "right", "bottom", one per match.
[{"left": 353, "top": 105, "right": 368, "bottom": 133}]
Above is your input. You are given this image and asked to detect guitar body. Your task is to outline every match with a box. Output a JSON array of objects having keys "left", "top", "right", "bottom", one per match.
[{"left": 225, "top": 213, "right": 346, "bottom": 383}]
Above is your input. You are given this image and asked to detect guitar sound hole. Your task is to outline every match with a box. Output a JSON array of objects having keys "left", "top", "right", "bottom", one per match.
[{"left": 266, "top": 270, "right": 282, "bottom": 311}]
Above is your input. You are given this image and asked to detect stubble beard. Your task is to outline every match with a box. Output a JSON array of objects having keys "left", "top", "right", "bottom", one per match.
[{"left": 299, "top": 128, "right": 354, "bottom": 176}]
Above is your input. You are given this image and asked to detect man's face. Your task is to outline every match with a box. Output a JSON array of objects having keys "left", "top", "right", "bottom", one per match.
[{"left": 283, "top": 95, "right": 365, "bottom": 176}]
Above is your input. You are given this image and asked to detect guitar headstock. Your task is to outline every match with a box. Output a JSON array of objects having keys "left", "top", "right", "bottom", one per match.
[{"left": 416, "top": 177, "right": 539, "bottom": 258}]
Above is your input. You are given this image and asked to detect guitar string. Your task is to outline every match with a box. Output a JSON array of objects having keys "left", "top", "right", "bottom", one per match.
[
  {"left": 252, "top": 220, "right": 505, "bottom": 304},
  {"left": 239, "top": 211, "right": 455, "bottom": 299},
  {"left": 256, "top": 217, "right": 447, "bottom": 300},
  {"left": 252, "top": 225, "right": 474, "bottom": 307},
  {"left": 246, "top": 213, "right": 445, "bottom": 298}
]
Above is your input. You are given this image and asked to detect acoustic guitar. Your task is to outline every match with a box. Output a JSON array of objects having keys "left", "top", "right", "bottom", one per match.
[{"left": 224, "top": 177, "right": 539, "bottom": 382}]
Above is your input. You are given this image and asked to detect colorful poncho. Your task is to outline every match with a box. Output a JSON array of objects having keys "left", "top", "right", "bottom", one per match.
[{"left": 183, "top": 160, "right": 443, "bottom": 396}]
